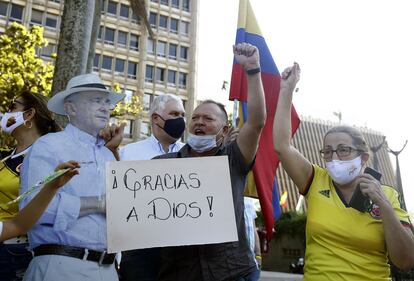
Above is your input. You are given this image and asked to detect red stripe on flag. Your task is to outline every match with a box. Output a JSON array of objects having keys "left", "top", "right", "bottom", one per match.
[
  {"left": 229, "top": 0, "right": 300, "bottom": 241},
  {"left": 229, "top": 64, "right": 248, "bottom": 101},
  {"left": 230, "top": 66, "right": 300, "bottom": 241}
]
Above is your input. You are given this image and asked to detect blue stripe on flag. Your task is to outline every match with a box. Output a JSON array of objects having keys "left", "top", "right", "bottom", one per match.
[{"left": 234, "top": 28, "right": 280, "bottom": 75}]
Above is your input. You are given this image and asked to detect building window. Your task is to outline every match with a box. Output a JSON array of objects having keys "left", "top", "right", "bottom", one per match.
[
  {"left": 130, "top": 34, "right": 139, "bottom": 51},
  {"left": 124, "top": 89, "right": 133, "bottom": 103},
  {"left": 107, "top": 1, "right": 117, "bottom": 16},
  {"left": 149, "top": 12, "right": 157, "bottom": 27},
  {"left": 131, "top": 13, "right": 139, "bottom": 23},
  {"left": 102, "top": 55, "right": 113, "bottom": 71},
  {"left": 171, "top": 0, "right": 179, "bottom": 8},
  {"left": 156, "top": 67, "right": 165, "bottom": 83},
  {"left": 179, "top": 21, "right": 189, "bottom": 35},
  {"left": 117, "top": 30, "right": 127, "bottom": 48},
  {"left": 0, "top": 3, "right": 8, "bottom": 17},
  {"left": 169, "top": 43, "right": 177, "bottom": 59},
  {"left": 170, "top": 18, "right": 178, "bottom": 34},
  {"left": 160, "top": 0, "right": 169, "bottom": 5},
  {"left": 123, "top": 119, "right": 133, "bottom": 138},
  {"left": 30, "top": 9, "right": 43, "bottom": 26},
  {"left": 159, "top": 15, "right": 168, "bottom": 29},
  {"left": 104, "top": 27, "right": 115, "bottom": 45},
  {"left": 41, "top": 43, "right": 56, "bottom": 58},
  {"left": 93, "top": 54, "right": 100, "bottom": 71},
  {"left": 97, "top": 26, "right": 103, "bottom": 41},
  {"left": 145, "top": 65, "right": 154, "bottom": 82},
  {"left": 182, "top": 0, "right": 190, "bottom": 11},
  {"left": 128, "top": 61, "right": 137, "bottom": 79},
  {"left": 10, "top": 4, "right": 24, "bottom": 22},
  {"left": 180, "top": 46, "right": 188, "bottom": 60},
  {"left": 156, "top": 41, "right": 166, "bottom": 57},
  {"left": 140, "top": 122, "right": 150, "bottom": 138},
  {"left": 120, "top": 4, "right": 129, "bottom": 19},
  {"left": 45, "top": 14, "right": 58, "bottom": 29},
  {"left": 143, "top": 93, "right": 151, "bottom": 111},
  {"left": 178, "top": 72, "right": 187, "bottom": 88},
  {"left": 101, "top": 0, "right": 106, "bottom": 13},
  {"left": 168, "top": 70, "right": 176, "bottom": 85},
  {"left": 115, "top": 58, "right": 125, "bottom": 74},
  {"left": 147, "top": 38, "right": 155, "bottom": 54}
]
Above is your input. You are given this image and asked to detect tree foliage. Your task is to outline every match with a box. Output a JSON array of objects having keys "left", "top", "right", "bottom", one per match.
[
  {"left": 112, "top": 95, "right": 144, "bottom": 118},
  {"left": 0, "top": 22, "right": 54, "bottom": 113},
  {"left": 273, "top": 211, "right": 307, "bottom": 240},
  {"left": 110, "top": 83, "right": 143, "bottom": 118}
]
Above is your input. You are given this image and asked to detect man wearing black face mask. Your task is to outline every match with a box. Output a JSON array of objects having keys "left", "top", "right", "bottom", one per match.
[{"left": 118, "top": 93, "right": 185, "bottom": 281}]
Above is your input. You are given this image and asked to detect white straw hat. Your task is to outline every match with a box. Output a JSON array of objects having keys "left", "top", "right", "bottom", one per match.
[{"left": 48, "top": 73, "right": 126, "bottom": 115}]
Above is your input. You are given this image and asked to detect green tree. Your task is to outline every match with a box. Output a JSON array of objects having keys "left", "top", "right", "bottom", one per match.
[
  {"left": 111, "top": 83, "right": 143, "bottom": 118},
  {"left": 51, "top": 0, "right": 149, "bottom": 126},
  {"left": 0, "top": 22, "right": 54, "bottom": 113}
]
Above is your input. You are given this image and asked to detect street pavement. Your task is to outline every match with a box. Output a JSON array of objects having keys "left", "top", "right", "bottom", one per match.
[{"left": 259, "top": 271, "right": 303, "bottom": 281}]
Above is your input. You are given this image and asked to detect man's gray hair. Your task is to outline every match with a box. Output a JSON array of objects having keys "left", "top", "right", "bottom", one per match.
[{"left": 149, "top": 94, "right": 184, "bottom": 116}]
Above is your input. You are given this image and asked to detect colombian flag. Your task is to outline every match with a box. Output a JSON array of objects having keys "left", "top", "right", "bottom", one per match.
[{"left": 229, "top": 0, "right": 300, "bottom": 241}]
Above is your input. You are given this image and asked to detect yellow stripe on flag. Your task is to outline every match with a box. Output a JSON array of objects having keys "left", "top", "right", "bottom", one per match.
[
  {"left": 237, "top": 0, "right": 262, "bottom": 35},
  {"left": 280, "top": 191, "right": 288, "bottom": 208},
  {"left": 244, "top": 172, "right": 258, "bottom": 198}
]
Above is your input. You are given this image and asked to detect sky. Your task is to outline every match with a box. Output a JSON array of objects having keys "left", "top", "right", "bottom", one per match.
[{"left": 197, "top": 0, "right": 414, "bottom": 212}]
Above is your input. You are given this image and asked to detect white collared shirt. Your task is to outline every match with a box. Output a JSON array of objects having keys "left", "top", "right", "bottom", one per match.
[{"left": 120, "top": 134, "right": 184, "bottom": 161}]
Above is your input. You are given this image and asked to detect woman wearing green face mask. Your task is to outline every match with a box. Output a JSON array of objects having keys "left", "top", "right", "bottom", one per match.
[{"left": 0, "top": 92, "right": 61, "bottom": 281}]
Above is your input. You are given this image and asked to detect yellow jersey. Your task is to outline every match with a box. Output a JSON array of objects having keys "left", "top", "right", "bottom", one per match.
[
  {"left": 0, "top": 148, "right": 24, "bottom": 220},
  {"left": 304, "top": 165, "right": 411, "bottom": 281}
]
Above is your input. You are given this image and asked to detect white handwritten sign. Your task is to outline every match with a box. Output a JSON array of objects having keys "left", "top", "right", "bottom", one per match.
[{"left": 105, "top": 156, "right": 237, "bottom": 253}]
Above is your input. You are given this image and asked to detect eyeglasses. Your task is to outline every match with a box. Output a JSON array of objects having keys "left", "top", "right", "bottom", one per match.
[{"left": 319, "top": 145, "right": 363, "bottom": 161}]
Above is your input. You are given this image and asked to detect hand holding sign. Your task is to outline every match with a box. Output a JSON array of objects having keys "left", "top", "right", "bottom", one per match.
[{"left": 106, "top": 156, "right": 237, "bottom": 253}]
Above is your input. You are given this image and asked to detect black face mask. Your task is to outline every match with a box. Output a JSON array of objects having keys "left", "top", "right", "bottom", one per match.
[{"left": 157, "top": 115, "right": 186, "bottom": 139}]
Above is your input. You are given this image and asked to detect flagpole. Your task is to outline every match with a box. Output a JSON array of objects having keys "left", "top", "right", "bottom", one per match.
[{"left": 232, "top": 99, "right": 239, "bottom": 127}]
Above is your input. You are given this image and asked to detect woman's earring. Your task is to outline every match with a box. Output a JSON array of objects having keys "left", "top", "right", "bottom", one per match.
[{"left": 24, "top": 120, "right": 33, "bottom": 129}]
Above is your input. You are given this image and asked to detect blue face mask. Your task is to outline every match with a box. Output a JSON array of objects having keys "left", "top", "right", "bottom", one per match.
[{"left": 187, "top": 127, "right": 224, "bottom": 153}]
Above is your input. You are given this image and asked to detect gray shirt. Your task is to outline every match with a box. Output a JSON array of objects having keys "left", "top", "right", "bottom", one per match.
[{"left": 154, "top": 141, "right": 256, "bottom": 281}]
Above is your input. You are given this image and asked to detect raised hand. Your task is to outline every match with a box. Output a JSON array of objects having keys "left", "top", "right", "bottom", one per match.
[
  {"left": 281, "top": 62, "right": 300, "bottom": 93},
  {"left": 233, "top": 43, "right": 260, "bottom": 72}
]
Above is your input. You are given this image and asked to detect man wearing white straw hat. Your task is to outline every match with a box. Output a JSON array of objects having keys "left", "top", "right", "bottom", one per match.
[{"left": 20, "top": 73, "right": 125, "bottom": 281}]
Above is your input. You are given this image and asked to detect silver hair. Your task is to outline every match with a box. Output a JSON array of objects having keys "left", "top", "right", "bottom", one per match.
[
  {"left": 149, "top": 94, "right": 184, "bottom": 116},
  {"left": 324, "top": 125, "right": 369, "bottom": 153}
]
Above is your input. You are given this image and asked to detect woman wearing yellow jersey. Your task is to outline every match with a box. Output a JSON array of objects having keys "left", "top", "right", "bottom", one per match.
[
  {"left": 0, "top": 92, "right": 61, "bottom": 280},
  {"left": 273, "top": 63, "right": 414, "bottom": 280},
  {"left": 0, "top": 161, "right": 79, "bottom": 241}
]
